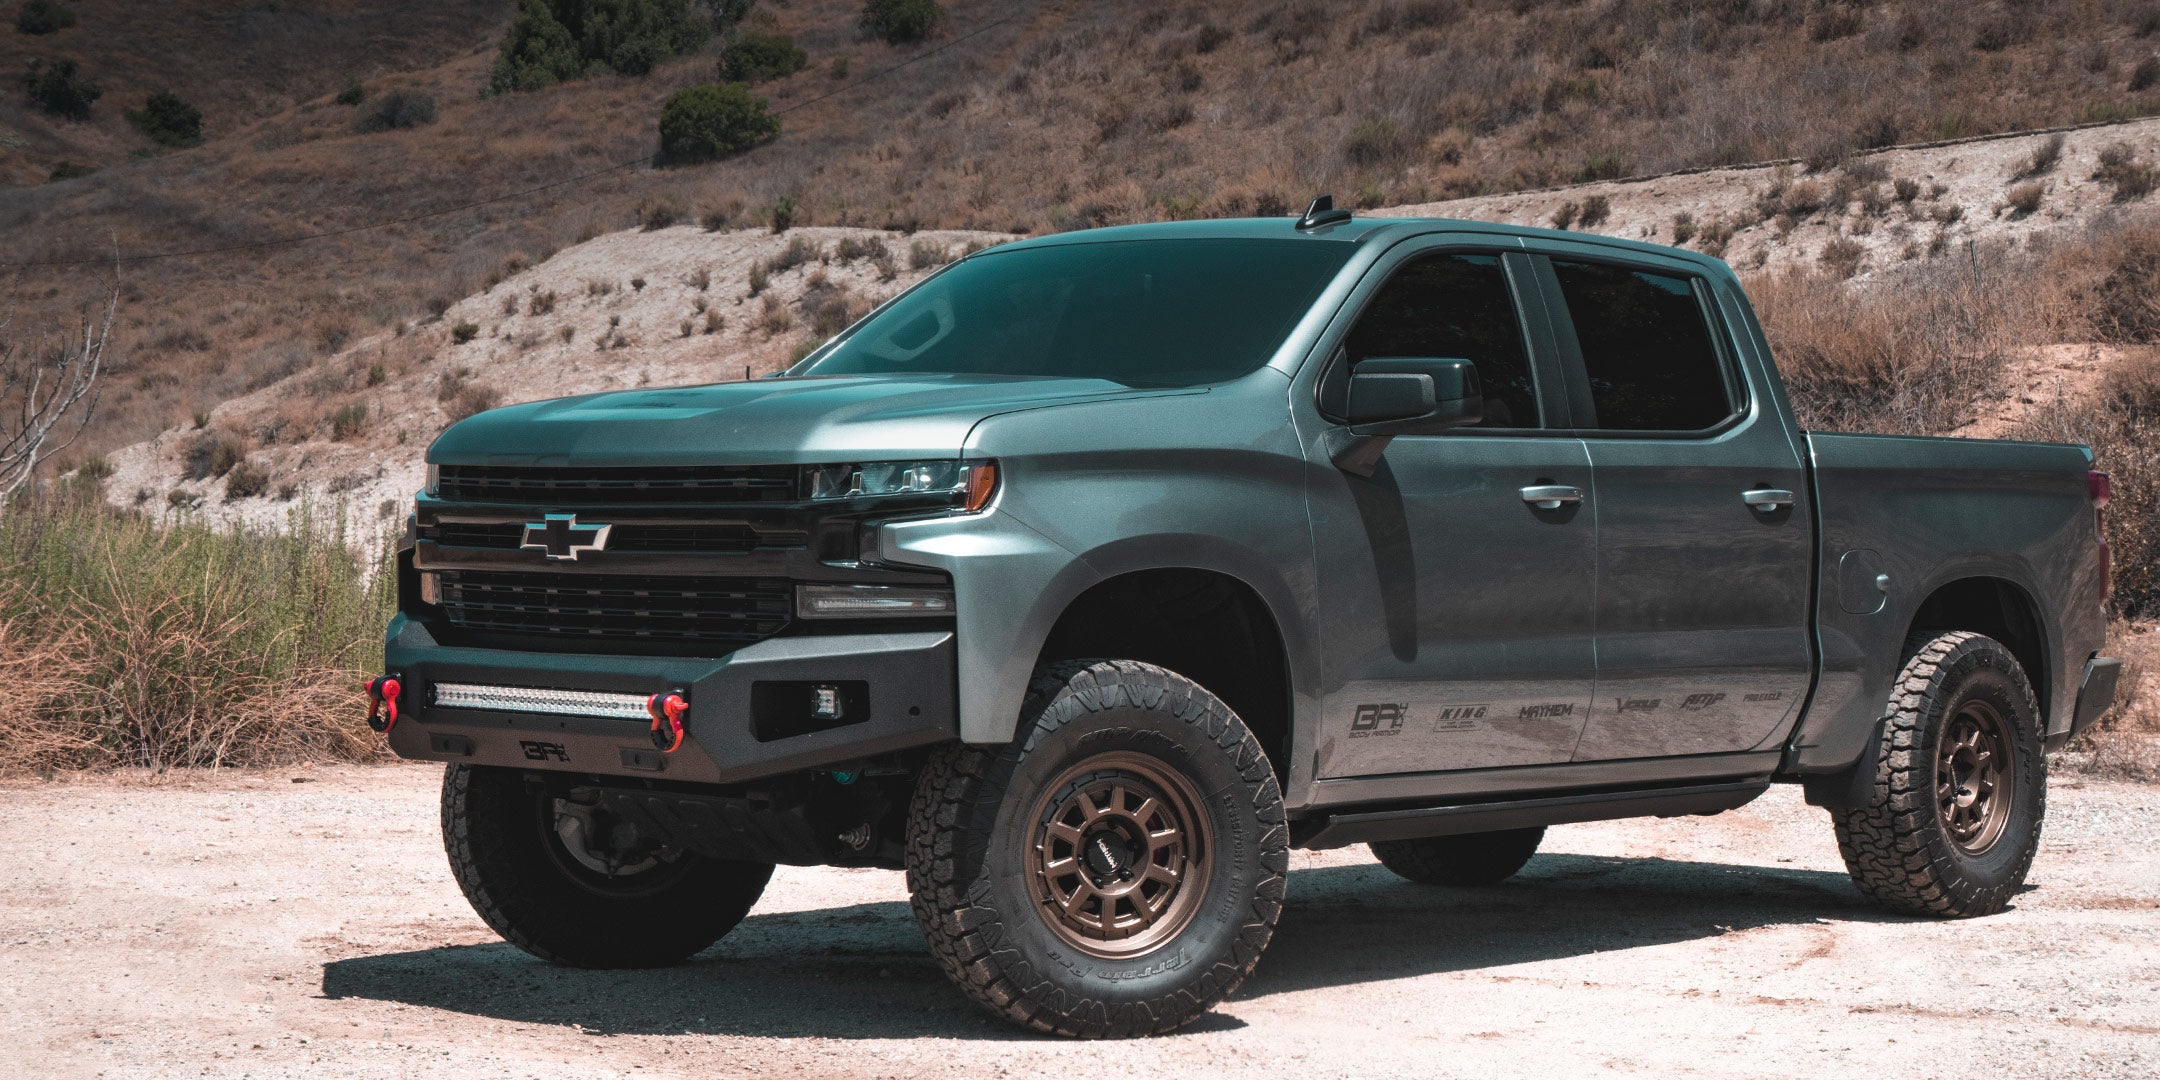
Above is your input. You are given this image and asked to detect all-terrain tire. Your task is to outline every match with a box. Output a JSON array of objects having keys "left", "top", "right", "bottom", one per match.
[
  {"left": 905, "top": 660, "right": 1289, "bottom": 1038},
  {"left": 1369, "top": 827, "right": 1545, "bottom": 886},
  {"left": 441, "top": 764, "right": 774, "bottom": 967},
  {"left": 1831, "top": 631, "right": 2046, "bottom": 918}
]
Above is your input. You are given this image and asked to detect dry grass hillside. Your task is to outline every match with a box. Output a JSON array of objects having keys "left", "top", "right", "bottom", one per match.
[
  {"left": 15, "top": 0, "right": 2160, "bottom": 468},
  {"left": 0, "top": 0, "right": 507, "bottom": 185}
]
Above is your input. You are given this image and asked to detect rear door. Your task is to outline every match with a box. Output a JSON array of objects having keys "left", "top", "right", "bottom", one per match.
[
  {"left": 1303, "top": 243, "right": 1597, "bottom": 779},
  {"left": 1527, "top": 251, "right": 1815, "bottom": 760}
]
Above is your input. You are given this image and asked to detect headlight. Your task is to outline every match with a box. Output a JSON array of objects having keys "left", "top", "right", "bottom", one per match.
[
  {"left": 423, "top": 463, "right": 440, "bottom": 497},
  {"left": 797, "top": 584, "right": 955, "bottom": 619},
  {"left": 808, "top": 459, "right": 997, "bottom": 511}
]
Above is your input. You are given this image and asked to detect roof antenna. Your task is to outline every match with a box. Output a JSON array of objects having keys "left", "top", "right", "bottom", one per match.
[{"left": 1296, "top": 194, "right": 1353, "bottom": 231}]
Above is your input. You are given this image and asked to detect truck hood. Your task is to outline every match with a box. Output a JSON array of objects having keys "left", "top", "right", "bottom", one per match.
[{"left": 427, "top": 373, "right": 1187, "bottom": 466}]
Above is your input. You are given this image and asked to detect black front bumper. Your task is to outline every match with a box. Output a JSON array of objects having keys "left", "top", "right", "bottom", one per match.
[{"left": 382, "top": 614, "right": 958, "bottom": 782}]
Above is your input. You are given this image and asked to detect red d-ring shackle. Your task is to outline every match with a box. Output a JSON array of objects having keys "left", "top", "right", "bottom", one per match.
[
  {"left": 365, "top": 676, "right": 402, "bottom": 733},
  {"left": 647, "top": 691, "right": 689, "bottom": 754}
]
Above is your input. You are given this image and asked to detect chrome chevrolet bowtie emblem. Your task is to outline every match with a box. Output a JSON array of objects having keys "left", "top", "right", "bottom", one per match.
[{"left": 520, "top": 513, "right": 612, "bottom": 561}]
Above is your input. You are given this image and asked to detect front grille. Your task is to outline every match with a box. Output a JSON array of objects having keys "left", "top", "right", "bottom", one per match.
[
  {"left": 438, "top": 570, "right": 792, "bottom": 644},
  {"left": 421, "top": 521, "right": 808, "bottom": 554},
  {"left": 437, "top": 464, "right": 800, "bottom": 506}
]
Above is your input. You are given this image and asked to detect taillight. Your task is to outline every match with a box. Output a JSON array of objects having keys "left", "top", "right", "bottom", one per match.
[{"left": 2091, "top": 469, "right": 2112, "bottom": 606}]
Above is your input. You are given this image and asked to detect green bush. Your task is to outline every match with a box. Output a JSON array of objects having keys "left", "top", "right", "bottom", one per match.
[
  {"left": 860, "top": 0, "right": 944, "bottom": 44},
  {"left": 707, "top": 0, "right": 753, "bottom": 35},
  {"left": 334, "top": 82, "right": 365, "bottom": 106},
  {"left": 14, "top": 0, "right": 74, "bottom": 35},
  {"left": 19, "top": 57, "right": 98, "bottom": 119},
  {"left": 720, "top": 32, "right": 807, "bottom": 83},
  {"left": 488, "top": 0, "right": 711, "bottom": 95},
  {"left": 658, "top": 83, "right": 779, "bottom": 162},
  {"left": 125, "top": 91, "right": 202, "bottom": 147},
  {"left": 46, "top": 159, "right": 91, "bottom": 181},
  {"left": 330, "top": 402, "right": 368, "bottom": 440},
  {"left": 450, "top": 322, "right": 480, "bottom": 344}
]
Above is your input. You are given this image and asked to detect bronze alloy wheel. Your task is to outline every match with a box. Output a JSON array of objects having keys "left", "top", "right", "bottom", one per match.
[
  {"left": 1937, "top": 700, "right": 2015, "bottom": 855},
  {"left": 1024, "top": 751, "right": 1213, "bottom": 958}
]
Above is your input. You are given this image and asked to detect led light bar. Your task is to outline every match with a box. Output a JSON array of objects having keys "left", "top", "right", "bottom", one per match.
[
  {"left": 797, "top": 584, "right": 955, "bottom": 619},
  {"left": 432, "top": 682, "right": 654, "bottom": 721}
]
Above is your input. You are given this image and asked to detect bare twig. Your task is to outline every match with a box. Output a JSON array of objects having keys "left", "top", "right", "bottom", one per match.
[{"left": 0, "top": 287, "right": 114, "bottom": 501}]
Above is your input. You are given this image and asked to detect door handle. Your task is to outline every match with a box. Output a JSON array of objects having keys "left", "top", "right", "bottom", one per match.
[
  {"left": 1743, "top": 488, "right": 1795, "bottom": 512},
  {"left": 1520, "top": 485, "right": 1583, "bottom": 510}
]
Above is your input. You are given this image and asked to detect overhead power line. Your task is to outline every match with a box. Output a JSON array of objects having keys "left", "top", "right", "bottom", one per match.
[{"left": 4, "top": 11, "right": 1025, "bottom": 271}]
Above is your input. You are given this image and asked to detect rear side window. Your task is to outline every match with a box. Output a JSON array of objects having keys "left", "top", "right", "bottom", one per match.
[
  {"left": 1550, "top": 260, "right": 1734, "bottom": 432},
  {"left": 1342, "top": 253, "right": 1539, "bottom": 428}
]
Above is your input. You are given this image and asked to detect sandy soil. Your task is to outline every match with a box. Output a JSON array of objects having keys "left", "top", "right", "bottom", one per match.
[{"left": 3, "top": 765, "right": 2154, "bottom": 1079}]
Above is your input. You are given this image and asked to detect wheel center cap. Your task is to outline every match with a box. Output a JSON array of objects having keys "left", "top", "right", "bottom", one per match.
[{"left": 1081, "top": 828, "right": 1135, "bottom": 879}]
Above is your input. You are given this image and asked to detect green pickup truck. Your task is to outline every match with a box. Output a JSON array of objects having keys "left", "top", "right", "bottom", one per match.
[{"left": 377, "top": 202, "right": 2119, "bottom": 1038}]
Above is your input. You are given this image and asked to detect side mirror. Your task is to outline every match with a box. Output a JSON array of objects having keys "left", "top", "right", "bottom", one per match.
[
  {"left": 1344, "top": 358, "right": 1483, "bottom": 432},
  {"left": 1333, "top": 358, "right": 1483, "bottom": 476}
]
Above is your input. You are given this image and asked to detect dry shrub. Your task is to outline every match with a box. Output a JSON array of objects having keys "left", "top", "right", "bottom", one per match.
[
  {"left": 908, "top": 239, "right": 953, "bottom": 270},
  {"left": 181, "top": 432, "right": 244, "bottom": 480},
  {"left": 2094, "top": 143, "right": 2160, "bottom": 202},
  {"left": 445, "top": 382, "right": 500, "bottom": 420},
  {"left": 801, "top": 281, "right": 865, "bottom": 339},
  {"left": 2013, "top": 133, "right": 2066, "bottom": 181},
  {"left": 2053, "top": 220, "right": 2160, "bottom": 343},
  {"left": 223, "top": 461, "right": 270, "bottom": 500},
  {"left": 1696, "top": 217, "right": 1735, "bottom": 257},
  {"left": 2021, "top": 350, "right": 2160, "bottom": 622},
  {"left": 2058, "top": 621, "right": 2160, "bottom": 780},
  {"left": 758, "top": 293, "right": 794, "bottom": 336},
  {"left": 1780, "top": 179, "right": 1830, "bottom": 216},
  {"left": 1751, "top": 250, "right": 2046, "bottom": 434},
  {"left": 767, "top": 236, "right": 820, "bottom": 274},
  {"left": 0, "top": 493, "right": 392, "bottom": 772},
  {"left": 1819, "top": 236, "right": 1866, "bottom": 279},
  {"left": 2006, "top": 181, "right": 2045, "bottom": 217},
  {"left": 833, "top": 236, "right": 889, "bottom": 264}
]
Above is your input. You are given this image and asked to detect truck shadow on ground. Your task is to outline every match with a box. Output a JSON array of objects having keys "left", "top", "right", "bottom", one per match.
[{"left": 319, "top": 852, "right": 1886, "bottom": 1040}]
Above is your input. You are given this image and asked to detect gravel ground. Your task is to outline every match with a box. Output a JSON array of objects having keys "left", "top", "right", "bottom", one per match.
[{"left": 3, "top": 764, "right": 2155, "bottom": 1079}]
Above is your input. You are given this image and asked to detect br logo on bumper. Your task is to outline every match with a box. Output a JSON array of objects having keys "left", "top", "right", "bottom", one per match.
[{"left": 520, "top": 513, "right": 612, "bottom": 560}]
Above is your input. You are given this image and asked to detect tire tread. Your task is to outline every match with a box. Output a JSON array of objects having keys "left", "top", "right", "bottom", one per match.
[{"left": 904, "top": 660, "right": 1288, "bottom": 1038}]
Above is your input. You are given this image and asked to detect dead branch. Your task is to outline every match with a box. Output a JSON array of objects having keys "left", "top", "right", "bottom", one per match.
[{"left": 0, "top": 288, "right": 114, "bottom": 501}]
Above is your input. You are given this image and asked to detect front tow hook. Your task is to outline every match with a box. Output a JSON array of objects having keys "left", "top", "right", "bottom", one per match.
[
  {"left": 365, "top": 676, "right": 403, "bottom": 733},
  {"left": 646, "top": 691, "right": 690, "bottom": 754}
]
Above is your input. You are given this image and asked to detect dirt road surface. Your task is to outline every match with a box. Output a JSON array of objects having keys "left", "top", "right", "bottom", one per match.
[{"left": 3, "top": 765, "right": 2155, "bottom": 1079}]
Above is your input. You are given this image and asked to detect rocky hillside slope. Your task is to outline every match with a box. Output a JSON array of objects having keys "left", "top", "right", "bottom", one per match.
[
  {"left": 101, "top": 119, "right": 2160, "bottom": 534},
  {"left": 102, "top": 225, "right": 1002, "bottom": 538}
]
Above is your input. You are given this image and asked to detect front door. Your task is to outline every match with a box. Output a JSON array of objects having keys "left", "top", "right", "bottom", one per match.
[
  {"left": 1530, "top": 254, "right": 1815, "bottom": 760},
  {"left": 1305, "top": 249, "right": 1597, "bottom": 779}
]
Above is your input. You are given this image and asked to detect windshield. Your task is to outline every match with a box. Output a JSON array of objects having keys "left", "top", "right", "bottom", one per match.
[{"left": 793, "top": 238, "right": 1355, "bottom": 388}]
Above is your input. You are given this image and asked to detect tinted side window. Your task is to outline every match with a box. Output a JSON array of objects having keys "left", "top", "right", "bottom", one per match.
[
  {"left": 1550, "top": 260, "right": 1733, "bottom": 431},
  {"left": 1343, "top": 254, "right": 1539, "bottom": 428}
]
